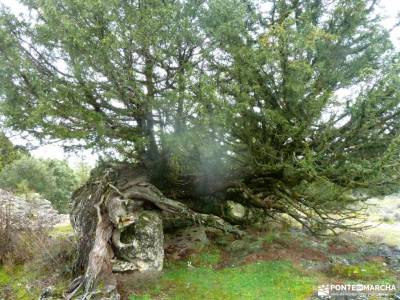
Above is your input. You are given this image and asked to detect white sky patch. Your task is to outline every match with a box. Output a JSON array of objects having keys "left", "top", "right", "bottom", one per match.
[
  {"left": 31, "top": 143, "right": 98, "bottom": 168},
  {"left": 379, "top": 0, "right": 400, "bottom": 45},
  {"left": 0, "top": 0, "right": 399, "bottom": 165}
]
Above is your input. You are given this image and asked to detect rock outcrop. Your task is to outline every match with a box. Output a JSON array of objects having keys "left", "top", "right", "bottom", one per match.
[
  {"left": 0, "top": 189, "right": 67, "bottom": 230},
  {"left": 164, "top": 225, "right": 210, "bottom": 260},
  {"left": 112, "top": 210, "right": 164, "bottom": 273}
]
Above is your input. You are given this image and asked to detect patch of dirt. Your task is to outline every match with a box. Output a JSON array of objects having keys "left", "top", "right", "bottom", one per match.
[
  {"left": 328, "top": 243, "right": 358, "bottom": 255},
  {"left": 211, "top": 231, "right": 329, "bottom": 269},
  {"left": 164, "top": 245, "right": 196, "bottom": 260},
  {"left": 116, "top": 271, "right": 162, "bottom": 300},
  {"left": 241, "top": 241, "right": 327, "bottom": 265},
  {"left": 365, "top": 255, "right": 386, "bottom": 263},
  {"left": 214, "top": 249, "right": 232, "bottom": 269}
]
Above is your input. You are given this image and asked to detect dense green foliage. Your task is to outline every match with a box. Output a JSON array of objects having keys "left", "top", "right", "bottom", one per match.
[
  {"left": 0, "top": 156, "right": 79, "bottom": 212},
  {"left": 0, "top": 132, "right": 25, "bottom": 172},
  {"left": 1, "top": 0, "right": 400, "bottom": 231}
]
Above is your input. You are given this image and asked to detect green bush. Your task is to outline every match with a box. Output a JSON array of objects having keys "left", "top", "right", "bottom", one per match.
[
  {"left": 0, "top": 156, "right": 79, "bottom": 212},
  {"left": 0, "top": 132, "right": 26, "bottom": 172}
]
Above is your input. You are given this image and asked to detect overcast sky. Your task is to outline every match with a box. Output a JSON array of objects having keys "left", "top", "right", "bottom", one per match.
[{"left": 0, "top": 0, "right": 399, "bottom": 166}]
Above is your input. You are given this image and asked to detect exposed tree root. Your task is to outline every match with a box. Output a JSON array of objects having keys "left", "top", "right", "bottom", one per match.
[
  {"left": 67, "top": 164, "right": 370, "bottom": 298},
  {"left": 67, "top": 166, "right": 244, "bottom": 298}
]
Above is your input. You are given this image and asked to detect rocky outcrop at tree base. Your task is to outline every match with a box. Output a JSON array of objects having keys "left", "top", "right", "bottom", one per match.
[
  {"left": 68, "top": 165, "right": 244, "bottom": 299},
  {"left": 111, "top": 210, "right": 164, "bottom": 273},
  {"left": 0, "top": 189, "right": 68, "bottom": 230}
]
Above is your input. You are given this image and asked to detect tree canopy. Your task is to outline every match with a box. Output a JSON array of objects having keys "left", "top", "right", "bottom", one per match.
[{"left": 1, "top": 0, "right": 400, "bottom": 232}]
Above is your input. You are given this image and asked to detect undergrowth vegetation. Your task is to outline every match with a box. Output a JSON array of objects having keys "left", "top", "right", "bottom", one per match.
[
  {"left": 130, "top": 257, "right": 317, "bottom": 300},
  {"left": 0, "top": 233, "right": 75, "bottom": 299},
  {"left": 331, "top": 262, "right": 395, "bottom": 281},
  {"left": 1, "top": 218, "right": 398, "bottom": 299},
  {"left": 0, "top": 208, "right": 76, "bottom": 299}
]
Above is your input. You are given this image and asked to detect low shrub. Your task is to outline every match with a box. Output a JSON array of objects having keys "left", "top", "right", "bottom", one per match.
[
  {"left": 331, "top": 262, "right": 392, "bottom": 281},
  {"left": 0, "top": 205, "right": 76, "bottom": 275},
  {"left": 0, "top": 206, "right": 32, "bottom": 265},
  {"left": 0, "top": 206, "right": 76, "bottom": 299}
]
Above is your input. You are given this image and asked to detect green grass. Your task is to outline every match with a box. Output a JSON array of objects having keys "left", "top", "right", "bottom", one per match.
[
  {"left": 263, "top": 232, "right": 280, "bottom": 244},
  {"left": 0, "top": 265, "right": 40, "bottom": 299},
  {"left": 331, "top": 262, "right": 396, "bottom": 282},
  {"left": 130, "top": 260, "right": 317, "bottom": 300},
  {"left": 190, "top": 248, "right": 221, "bottom": 267},
  {"left": 262, "top": 231, "right": 292, "bottom": 245},
  {"left": 0, "top": 264, "right": 70, "bottom": 300},
  {"left": 50, "top": 223, "right": 73, "bottom": 236},
  {"left": 0, "top": 266, "right": 10, "bottom": 285}
]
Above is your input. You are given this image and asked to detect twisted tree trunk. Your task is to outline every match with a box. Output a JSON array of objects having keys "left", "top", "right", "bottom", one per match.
[{"left": 66, "top": 165, "right": 244, "bottom": 299}]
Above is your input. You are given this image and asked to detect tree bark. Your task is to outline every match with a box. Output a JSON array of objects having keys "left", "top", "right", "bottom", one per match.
[{"left": 68, "top": 164, "right": 244, "bottom": 298}]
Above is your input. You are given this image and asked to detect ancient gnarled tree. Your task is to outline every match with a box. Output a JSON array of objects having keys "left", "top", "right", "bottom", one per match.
[{"left": 1, "top": 0, "right": 400, "bottom": 298}]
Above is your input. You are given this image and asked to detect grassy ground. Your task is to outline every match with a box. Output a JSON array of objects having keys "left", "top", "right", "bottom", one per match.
[
  {"left": 0, "top": 265, "right": 40, "bottom": 299},
  {"left": 49, "top": 223, "right": 73, "bottom": 237},
  {"left": 128, "top": 230, "right": 318, "bottom": 300},
  {"left": 130, "top": 260, "right": 316, "bottom": 300},
  {"left": 1, "top": 221, "right": 398, "bottom": 299},
  {"left": 0, "top": 225, "right": 74, "bottom": 299},
  {"left": 126, "top": 229, "right": 322, "bottom": 299},
  {"left": 0, "top": 264, "right": 69, "bottom": 299},
  {"left": 127, "top": 228, "right": 399, "bottom": 300},
  {"left": 363, "top": 195, "right": 400, "bottom": 246}
]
